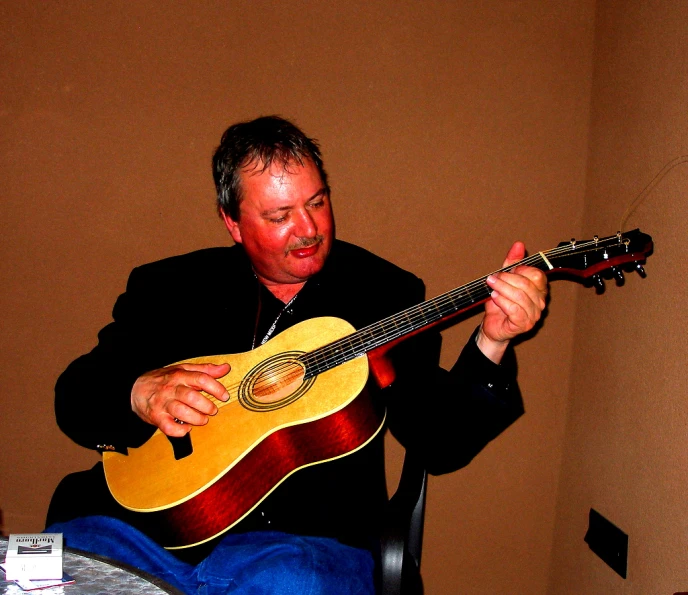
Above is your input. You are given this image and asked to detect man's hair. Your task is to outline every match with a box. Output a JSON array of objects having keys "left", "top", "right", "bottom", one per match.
[{"left": 212, "top": 115, "right": 329, "bottom": 221}]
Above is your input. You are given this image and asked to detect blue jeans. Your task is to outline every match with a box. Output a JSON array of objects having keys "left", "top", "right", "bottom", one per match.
[{"left": 46, "top": 516, "right": 375, "bottom": 595}]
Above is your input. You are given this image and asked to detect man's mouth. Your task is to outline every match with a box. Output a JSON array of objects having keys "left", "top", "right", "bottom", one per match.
[
  {"left": 288, "top": 236, "right": 323, "bottom": 258},
  {"left": 290, "top": 243, "right": 320, "bottom": 258}
]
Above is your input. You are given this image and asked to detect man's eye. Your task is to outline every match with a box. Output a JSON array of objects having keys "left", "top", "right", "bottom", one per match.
[
  {"left": 269, "top": 215, "right": 287, "bottom": 223},
  {"left": 308, "top": 200, "right": 324, "bottom": 209}
]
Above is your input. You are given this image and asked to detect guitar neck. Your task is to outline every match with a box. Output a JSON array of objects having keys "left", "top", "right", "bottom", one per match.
[
  {"left": 302, "top": 229, "right": 653, "bottom": 378},
  {"left": 302, "top": 253, "right": 553, "bottom": 378}
]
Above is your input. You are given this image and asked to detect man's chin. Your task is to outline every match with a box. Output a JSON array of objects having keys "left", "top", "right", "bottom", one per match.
[{"left": 286, "top": 255, "right": 327, "bottom": 282}]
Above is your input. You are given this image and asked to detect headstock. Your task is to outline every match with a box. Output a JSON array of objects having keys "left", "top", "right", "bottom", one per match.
[{"left": 541, "top": 229, "right": 653, "bottom": 293}]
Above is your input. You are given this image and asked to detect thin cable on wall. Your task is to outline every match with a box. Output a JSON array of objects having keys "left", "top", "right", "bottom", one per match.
[{"left": 619, "top": 154, "right": 688, "bottom": 230}]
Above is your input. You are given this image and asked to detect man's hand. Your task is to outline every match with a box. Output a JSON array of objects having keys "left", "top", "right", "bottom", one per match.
[
  {"left": 131, "top": 363, "right": 230, "bottom": 437},
  {"left": 476, "top": 241, "right": 548, "bottom": 363}
]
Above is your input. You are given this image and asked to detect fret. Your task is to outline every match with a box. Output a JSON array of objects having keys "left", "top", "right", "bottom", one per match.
[
  {"left": 461, "top": 282, "right": 481, "bottom": 305},
  {"left": 446, "top": 291, "right": 461, "bottom": 309},
  {"left": 418, "top": 303, "right": 442, "bottom": 324},
  {"left": 401, "top": 309, "right": 415, "bottom": 328}
]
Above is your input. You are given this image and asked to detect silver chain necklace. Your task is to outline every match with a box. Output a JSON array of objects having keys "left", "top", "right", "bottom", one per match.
[{"left": 251, "top": 280, "right": 301, "bottom": 349}]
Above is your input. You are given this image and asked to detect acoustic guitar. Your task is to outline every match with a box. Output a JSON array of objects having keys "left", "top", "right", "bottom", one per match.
[{"left": 103, "top": 229, "right": 653, "bottom": 548}]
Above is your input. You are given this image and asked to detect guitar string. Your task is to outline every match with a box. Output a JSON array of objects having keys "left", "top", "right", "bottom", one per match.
[
  {"left": 226, "top": 234, "right": 635, "bottom": 395},
  {"left": 211, "top": 269, "right": 500, "bottom": 401},
  {"left": 220, "top": 236, "right": 636, "bottom": 402},
  {"left": 246, "top": 234, "right": 633, "bottom": 388},
  {"left": 308, "top": 233, "right": 644, "bottom": 376},
  {"left": 303, "top": 235, "right": 623, "bottom": 372},
  {"left": 209, "top": 234, "right": 642, "bottom": 400}
]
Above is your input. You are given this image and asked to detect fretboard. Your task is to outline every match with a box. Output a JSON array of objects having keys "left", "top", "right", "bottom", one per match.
[
  {"left": 298, "top": 230, "right": 649, "bottom": 378},
  {"left": 301, "top": 253, "right": 553, "bottom": 378}
]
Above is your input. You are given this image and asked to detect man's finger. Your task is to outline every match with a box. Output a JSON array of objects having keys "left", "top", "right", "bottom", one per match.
[
  {"left": 174, "top": 383, "right": 219, "bottom": 417},
  {"left": 501, "top": 241, "right": 526, "bottom": 269},
  {"left": 175, "top": 364, "right": 231, "bottom": 402},
  {"left": 158, "top": 417, "right": 192, "bottom": 437},
  {"left": 486, "top": 274, "right": 543, "bottom": 329},
  {"left": 169, "top": 394, "right": 214, "bottom": 426},
  {"left": 488, "top": 270, "right": 547, "bottom": 310},
  {"left": 487, "top": 273, "right": 531, "bottom": 306},
  {"left": 177, "top": 362, "right": 231, "bottom": 376}
]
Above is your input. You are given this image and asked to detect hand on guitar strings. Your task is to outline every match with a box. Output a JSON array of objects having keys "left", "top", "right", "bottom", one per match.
[
  {"left": 130, "top": 363, "right": 231, "bottom": 437},
  {"left": 477, "top": 241, "right": 549, "bottom": 364}
]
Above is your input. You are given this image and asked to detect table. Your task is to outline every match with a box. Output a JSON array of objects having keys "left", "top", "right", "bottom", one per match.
[{"left": 1, "top": 537, "right": 183, "bottom": 595}]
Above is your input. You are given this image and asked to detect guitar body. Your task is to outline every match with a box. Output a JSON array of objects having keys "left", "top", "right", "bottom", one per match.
[{"left": 103, "top": 317, "right": 385, "bottom": 548}]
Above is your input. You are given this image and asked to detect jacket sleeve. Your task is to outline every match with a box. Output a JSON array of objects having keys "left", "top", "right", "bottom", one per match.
[
  {"left": 54, "top": 266, "right": 161, "bottom": 452},
  {"left": 381, "top": 277, "right": 524, "bottom": 476}
]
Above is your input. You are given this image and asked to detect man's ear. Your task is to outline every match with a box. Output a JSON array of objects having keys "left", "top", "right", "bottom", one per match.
[{"left": 220, "top": 210, "right": 243, "bottom": 244}]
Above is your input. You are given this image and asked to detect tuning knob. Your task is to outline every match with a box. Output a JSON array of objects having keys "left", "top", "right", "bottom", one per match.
[
  {"left": 635, "top": 263, "right": 647, "bottom": 278},
  {"left": 612, "top": 267, "right": 625, "bottom": 285},
  {"left": 592, "top": 275, "right": 605, "bottom": 293}
]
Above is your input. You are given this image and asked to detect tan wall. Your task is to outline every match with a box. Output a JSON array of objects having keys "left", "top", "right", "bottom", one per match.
[
  {"left": 0, "top": 2, "right": 595, "bottom": 593},
  {"left": 549, "top": 1, "right": 688, "bottom": 593}
]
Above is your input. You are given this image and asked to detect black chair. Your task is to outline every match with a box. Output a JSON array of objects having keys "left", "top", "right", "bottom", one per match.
[
  {"left": 380, "top": 451, "right": 428, "bottom": 595},
  {"left": 48, "top": 454, "right": 429, "bottom": 595}
]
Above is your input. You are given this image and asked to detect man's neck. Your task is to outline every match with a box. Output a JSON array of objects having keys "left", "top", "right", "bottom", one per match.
[{"left": 260, "top": 279, "right": 305, "bottom": 304}]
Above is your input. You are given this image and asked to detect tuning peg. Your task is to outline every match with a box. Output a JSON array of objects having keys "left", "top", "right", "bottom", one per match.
[
  {"left": 612, "top": 267, "right": 625, "bottom": 285},
  {"left": 635, "top": 263, "right": 647, "bottom": 278},
  {"left": 592, "top": 275, "right": 605, "bottom": 293}
]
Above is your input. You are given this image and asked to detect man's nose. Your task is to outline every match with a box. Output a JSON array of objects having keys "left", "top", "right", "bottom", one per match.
[{"left": 293, "top": 209, "right": 317, "bottom": 237}]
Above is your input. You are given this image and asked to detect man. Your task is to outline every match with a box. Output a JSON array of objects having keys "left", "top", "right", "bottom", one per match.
[{"left": 49, "top": 116, "right": 548, "bottom": 594}]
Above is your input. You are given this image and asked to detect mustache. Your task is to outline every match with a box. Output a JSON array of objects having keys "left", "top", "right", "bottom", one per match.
[{"left": 286, "top": 235, "right": 324, "bottom": 253}]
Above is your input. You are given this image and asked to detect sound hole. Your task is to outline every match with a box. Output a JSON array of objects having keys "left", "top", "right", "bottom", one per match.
[{"left": 238, "top": 351, "right": 315, "bottom": 412}]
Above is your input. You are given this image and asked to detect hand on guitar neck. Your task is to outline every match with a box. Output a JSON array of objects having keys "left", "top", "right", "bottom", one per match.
[
  {"left": 130, "top": 363, "right": 231, "bottom": 437},
  {"left": 476, "top": 241, "right": 549, "bottom": 364}
]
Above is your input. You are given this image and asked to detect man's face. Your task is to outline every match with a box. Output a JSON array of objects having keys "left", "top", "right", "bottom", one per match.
[{"left": 221, "top": 159, "right": 334, "bottom": 289}]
